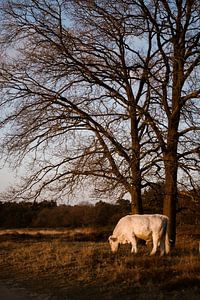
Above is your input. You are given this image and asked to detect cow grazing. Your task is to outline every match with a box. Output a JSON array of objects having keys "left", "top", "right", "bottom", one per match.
[{"left": 108, "top": 214, "right": 170, "bottom": 256}]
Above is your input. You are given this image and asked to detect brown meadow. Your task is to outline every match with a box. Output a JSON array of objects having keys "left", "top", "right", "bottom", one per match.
[{"left": 0, "top": 224, "right": 199, "bottom": 299}]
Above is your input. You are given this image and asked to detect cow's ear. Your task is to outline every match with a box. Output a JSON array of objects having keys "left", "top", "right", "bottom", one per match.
[{"left": 109, "top": 236, "right": 117, "bottom": 242}]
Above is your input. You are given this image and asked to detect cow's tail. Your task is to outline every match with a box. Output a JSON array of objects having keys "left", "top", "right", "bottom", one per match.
[{"left": 165, "top": 217, "right": 170, "bottom": 254}]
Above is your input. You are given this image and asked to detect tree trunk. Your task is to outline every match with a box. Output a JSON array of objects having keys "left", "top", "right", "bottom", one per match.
[
  {"left": 130, "top": 183, "right": 143, "bottom": 214},
  {"left": 127, "top": 85, "right": 143, "bottom": 215},
  {"left": 130, "top": 157, "right": 143, "bottom": 214},
  {"left": 163, "top": 35, "right": 182, "bottom": 246},
  {"left": 130, "top": 119, "right": 143, "bottom": 215},
  {"left": 163, "top": 150, "right": 178, "bottom": 247}
]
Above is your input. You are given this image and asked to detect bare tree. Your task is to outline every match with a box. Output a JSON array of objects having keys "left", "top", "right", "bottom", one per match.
[
  {"left": 0, "top": 0, "right": 161, "bottom": 212},
  {"left": 0, "top": 1, "right": 199, "bottom": 247},
  {"left": 136, "top": 0, "right": 200, "bottom": 245}
]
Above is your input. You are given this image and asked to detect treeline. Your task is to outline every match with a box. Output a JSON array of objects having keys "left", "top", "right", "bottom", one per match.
[
  {"left": 0, "top": 183, "right": 199, "bottom": 228},
  {"left": 0, "top": 199, "right": 131, "bottom": 229}
]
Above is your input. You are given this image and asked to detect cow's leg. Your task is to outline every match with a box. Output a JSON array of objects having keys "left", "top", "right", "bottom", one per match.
[
  {"left": 145, "top": 239, "right": 152, "bottom": 255},
  {"left": 146, "top": 239, "right": 152, "bottom": 249},
  {"left": 150, "top": 233, "right": 159, "bottom": 255},
  {"left": 159, "top": 234, "right": 165, "bottom": 256},
  {"left": 130, "top": 235, "right": 137, "bottom": 254}
]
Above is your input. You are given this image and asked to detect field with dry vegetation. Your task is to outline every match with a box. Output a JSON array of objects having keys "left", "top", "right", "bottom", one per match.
[{"left": 0, "top": 224, "right": 200, "bottom": 300}]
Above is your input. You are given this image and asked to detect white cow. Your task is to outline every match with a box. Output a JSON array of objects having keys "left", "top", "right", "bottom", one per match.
[{"left": 108, "top": 214, "right": 170, "bottom": 256}]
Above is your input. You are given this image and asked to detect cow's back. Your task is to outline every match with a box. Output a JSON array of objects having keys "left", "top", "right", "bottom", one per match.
[
  {"left": 112, "top": 215, "right": 133, "bottom": 237},
  {"left": 128, "top": 214, "right": 152, "bottom": 240},
  {"left": 112, "top": 214, "right": 152, "bottom": 241},
  {"left": 113, "top": 214, "right": 168, "bottom": 241}
]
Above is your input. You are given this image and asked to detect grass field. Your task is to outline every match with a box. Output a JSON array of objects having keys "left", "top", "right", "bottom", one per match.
[{"left": 0, "top": 224, "right": 200, "bottom": 300}]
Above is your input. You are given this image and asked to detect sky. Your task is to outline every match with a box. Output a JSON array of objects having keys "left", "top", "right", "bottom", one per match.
[
  {"left": 0, "top": 166, "right": 15, "bottom": 192},
  {"left": 0, "top": 162, "right": 101, "bottom": 204}
]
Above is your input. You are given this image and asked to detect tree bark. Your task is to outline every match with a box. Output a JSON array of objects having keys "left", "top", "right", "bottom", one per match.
[
  {"left": 129, "top": 89, "right": 143, "bottom": 215},
  {"left": 163, "top": 20, "right": 183, "bottom": 246},
  {"left": 130, "top": 183, "right": 143, "bottom": 214},
  {"left": 163, "top": 151, "right": 178, "bottom": 247}
]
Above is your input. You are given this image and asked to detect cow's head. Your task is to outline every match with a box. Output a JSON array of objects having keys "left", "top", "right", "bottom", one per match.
[{"left": 108, "top": 235, "right": 119, "bottom": 253}]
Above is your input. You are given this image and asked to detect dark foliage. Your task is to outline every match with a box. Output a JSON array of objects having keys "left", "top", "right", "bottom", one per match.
[
  {"left": 0, "top": 199, "right": 130, "bottom": 228},
  {"left": 0, "top": 185, "right": 199, "bottom": 228}
]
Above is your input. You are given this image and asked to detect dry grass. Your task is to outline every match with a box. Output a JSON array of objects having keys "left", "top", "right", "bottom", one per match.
[{"left": 0, "top": 225, "right": 200, "bottom": 299}]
